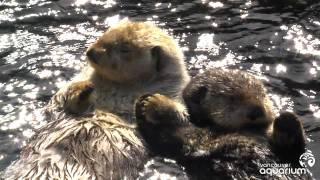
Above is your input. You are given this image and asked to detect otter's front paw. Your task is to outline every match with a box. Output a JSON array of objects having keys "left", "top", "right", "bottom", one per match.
[
  {"left": 135, "top": 94, "right": 188, "bottom": 125},
  {"left": 52, "top": 81, "right": 95, "bottom": 115},
  {"left": 271, "top": 112, "right": 306, "bottom": 163}
]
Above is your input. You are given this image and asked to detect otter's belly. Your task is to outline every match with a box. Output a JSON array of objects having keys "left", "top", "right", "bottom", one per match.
[{"left": 95, "top": 86, "right": 142, "bottom": 122}]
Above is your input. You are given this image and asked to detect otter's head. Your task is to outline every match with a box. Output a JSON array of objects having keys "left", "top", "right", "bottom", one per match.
[
  {"left": 86, "top": 20, "right": 186, "bottom": 84},
  {"left": 183, "top": 69, "right": 275, "bottom": 130}
]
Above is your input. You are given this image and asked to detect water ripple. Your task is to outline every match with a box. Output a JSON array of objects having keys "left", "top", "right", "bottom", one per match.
[{"left": 0, "top": 0, "right": 319, "bottom": 178}]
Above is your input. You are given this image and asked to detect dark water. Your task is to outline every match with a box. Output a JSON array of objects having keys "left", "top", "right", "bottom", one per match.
[{"left": 0, "top": 0, "right": 319, "bottom": 179}]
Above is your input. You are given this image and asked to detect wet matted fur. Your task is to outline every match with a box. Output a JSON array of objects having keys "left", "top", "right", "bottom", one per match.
[
  {"left": 4, "top": 112, "right": 146, "bottom": 179},
  {"left": 4, "top": 20, "right": 190, "bottom": 179}
]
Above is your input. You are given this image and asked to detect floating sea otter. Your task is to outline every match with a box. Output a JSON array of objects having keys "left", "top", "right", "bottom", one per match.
[
  {"left": 4, "top": 20, "right": 190, "bottom": 180},
  {"left": 135, "top": 68, "right": 311, "bottom": 179}
]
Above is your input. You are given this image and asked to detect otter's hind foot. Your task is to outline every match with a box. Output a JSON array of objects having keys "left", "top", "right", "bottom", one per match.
[
  {"left": 135, "top": 94, "right": 189, "bottom": 125},
  {"left": 271, "top": 112, "right": 306, "bottom": 165}
]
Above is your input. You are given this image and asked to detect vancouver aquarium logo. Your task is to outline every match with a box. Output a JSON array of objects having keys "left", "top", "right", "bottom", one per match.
[
  {"left": 299, "top": 151, "right": 315, "bottom": 168},
  {"left": 259, "top": 151, "right": 315, "bottom": 175}
]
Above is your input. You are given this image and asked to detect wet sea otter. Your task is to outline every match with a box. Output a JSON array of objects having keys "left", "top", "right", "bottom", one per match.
[
  {"left": 135, "top": 68, "right": 311, "bottom": 179},
  {"left": 4, "top": 20, "right": 190, "bottom": 179}
]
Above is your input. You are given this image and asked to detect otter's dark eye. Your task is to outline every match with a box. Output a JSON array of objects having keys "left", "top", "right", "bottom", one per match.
[
  {"left": 247, "top": 105, "right": 265, "bottom": 121},
  {"left": 229, "top": 96, "right": 236, "bottom": 102},
  {"left": 119, "top": 45, "right": 131, "bottom": 53},
  {"left": 103, "top": 43, "right": 110, "bottom": 50}
]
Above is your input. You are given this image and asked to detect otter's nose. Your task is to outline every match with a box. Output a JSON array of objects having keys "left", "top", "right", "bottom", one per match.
[
  {"left": 86, "top": 49, "right": 99, "bottom": 63},
  {"left": 247, "top": 106, "right": 265, "bottom": 120}
]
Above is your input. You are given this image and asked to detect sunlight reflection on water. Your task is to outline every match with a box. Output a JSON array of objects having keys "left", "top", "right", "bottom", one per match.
[
  {"left": 0, "top": 0, "right": 319, "bottom": 178},
  {"left": 284, "top": 24, "right": 320, "bottom": 56}
]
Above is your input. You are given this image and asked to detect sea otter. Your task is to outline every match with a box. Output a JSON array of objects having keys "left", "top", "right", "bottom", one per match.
[
  {"left": 135, "top": 68, "right": 310, "bottom": 179},
  {"left": 4, "top": 20, "right": 190, "bottom": 179}
]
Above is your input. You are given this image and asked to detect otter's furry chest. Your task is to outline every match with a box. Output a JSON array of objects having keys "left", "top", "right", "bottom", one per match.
[{"left": 94, "top": 82, "right": 145, "bottom": 122}]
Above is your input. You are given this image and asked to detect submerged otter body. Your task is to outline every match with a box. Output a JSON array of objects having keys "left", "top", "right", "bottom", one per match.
[
  {"left": 4, "top": 21, "right": 189, "bottom": 179},
  {"left": 135, "top": 68, "right": 311, "bottom": 179}
]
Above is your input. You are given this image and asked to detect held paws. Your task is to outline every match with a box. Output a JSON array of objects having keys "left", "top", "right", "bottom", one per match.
[
  {"left": 271, "top": 112, "right": 306, "bottom": 162},
  {"left": 135, "top": 94, "right": 188, "bottom": 125},
  {"left": 53, "top": 81, "right": 95, "bottom": 115}
]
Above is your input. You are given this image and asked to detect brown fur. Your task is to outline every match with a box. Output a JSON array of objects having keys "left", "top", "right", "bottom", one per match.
[
  {"left": 50, "top": 20, "right": 189, "bottom": 119},
  {"left": 183, "top": 69, "right": 275, "bottom": 130},
  {"left": 182, "top": 68, "right": 306, "bottom": 157},
  {"left": 4, "top": 20, "right": 190, "bottom": 180},
  {"left": 135, "top": 71, "right": 309, "bottom": 179}
]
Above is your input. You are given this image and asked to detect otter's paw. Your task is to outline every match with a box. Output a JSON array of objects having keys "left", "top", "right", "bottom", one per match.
[
  {"left": 52, "top": 81, "right": 95, "bottom": 115},
  {"left": 271, "top": 112, "right": 306, "bottom": 162},
  {"left": 135, "top": 94, "right": 188, "bottom": 125}
]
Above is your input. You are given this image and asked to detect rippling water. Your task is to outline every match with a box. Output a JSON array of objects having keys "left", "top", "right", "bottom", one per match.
[{"left": 0, "top": 0, "right": 319, "bottom": 178}]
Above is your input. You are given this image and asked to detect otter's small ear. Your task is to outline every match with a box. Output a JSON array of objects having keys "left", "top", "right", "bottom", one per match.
[
  {"left": 151, "top": 46, "right": 166, "bottom": 72},
  {"left": 184, "top": 85, "right": 210, "bottom": 127},
  {"left": 190, "top": 86, "right": 208, "bottom": 104}
]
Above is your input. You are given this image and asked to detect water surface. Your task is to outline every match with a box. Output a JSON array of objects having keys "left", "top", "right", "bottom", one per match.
[{"left": 0, "top": 0, "right": 319, "bottom": 178}]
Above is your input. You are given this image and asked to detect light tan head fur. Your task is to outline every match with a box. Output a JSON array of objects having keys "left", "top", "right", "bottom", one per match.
[{"left": 86, "top": 20, "right": 187, "bottom": 85}]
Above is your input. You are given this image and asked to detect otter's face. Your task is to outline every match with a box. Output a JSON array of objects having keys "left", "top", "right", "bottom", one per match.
[
  {"left": 203, "top": 91, "right": 274, "bottom": 129},
  {"left": 86, "top": 29, "right": 162, "bottom": 83},
  {"left": 184, "top": 82, "right": 274, "bottom": 130}
]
